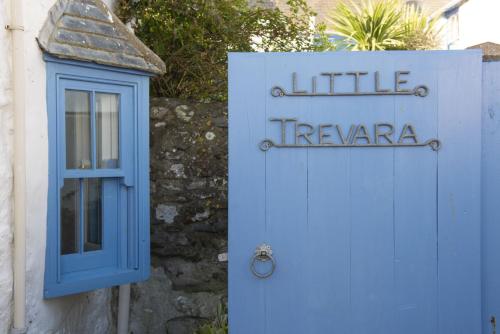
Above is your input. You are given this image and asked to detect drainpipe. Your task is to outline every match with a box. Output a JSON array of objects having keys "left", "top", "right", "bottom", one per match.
[
  {"left": 117, "top": 284, "right": 131, "bottom": 334},
  {"left": 7, "top": 0, "right": 26, "bottom": 332}
]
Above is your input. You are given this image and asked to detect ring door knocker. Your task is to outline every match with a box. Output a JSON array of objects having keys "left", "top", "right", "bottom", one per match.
[{"left": 250, "top": 243, "right": 276, "bottom": 279}]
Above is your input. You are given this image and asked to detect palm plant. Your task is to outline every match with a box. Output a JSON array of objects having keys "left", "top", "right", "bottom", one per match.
[
  {"left": 399, "top": 4, "right": 440, "bottom": 50},
  {"left": 329, "top": 0, "right": 440, "bottom": 51}
]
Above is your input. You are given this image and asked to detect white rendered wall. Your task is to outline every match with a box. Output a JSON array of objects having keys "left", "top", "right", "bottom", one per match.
[
  {"left": 441, "top": 0, "right": 500, "bottom": 49},
  {"left": 0, "top": 0, "right": 117, "bottom": 332},
  {"left": 24, "top": 0, "right": 114, "bottom": 332},
  {"left": 0, "top": 0, "right": 14, "bottom": 332}
]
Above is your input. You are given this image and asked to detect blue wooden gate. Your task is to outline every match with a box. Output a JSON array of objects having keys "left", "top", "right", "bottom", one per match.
[{"left": 229, "top": 51, "right": 482, "bottom": 334}]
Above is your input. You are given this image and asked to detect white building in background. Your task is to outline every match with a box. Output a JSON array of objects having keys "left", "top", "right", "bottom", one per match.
[
  {"left": 437, "top": 0, "right": 500, "bottom": 49},
  {"left": 263, "top": 0, "right": 500, "bottom": 49}
]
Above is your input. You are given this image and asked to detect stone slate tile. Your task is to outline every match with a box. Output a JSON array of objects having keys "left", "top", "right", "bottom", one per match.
[
  {"left": 86, "top": 33, "right": 139, "bottom": 56},
  {"left": 63, "top": 44, "right": 115, "bottom": 63},
  {"left": 47, "top": 43, "right": 74, "bottom": 57},
  {"left": 66, "top": 2, "right": 110, "bottom": 22},
  {"left": 60, "top": 15, "right": 124, "bottom": 39},
  {"left": 55, "top": 28, "right": 140, "bottom": 58},
  {"left": 55, "top": 29, "right": 89, "bottom": 47},
  {"left": 115, "top": 53, "right": 149, "bottom": 69}
]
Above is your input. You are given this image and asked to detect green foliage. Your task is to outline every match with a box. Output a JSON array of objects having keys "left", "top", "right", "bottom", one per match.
[
  {"left": 400, "top": 5, "right": 440, "bottom": 50},
  {"left": 194, "top": 303, "right": 228, "bottom": 334},
  {"left": 118, "top": 0, "right": 328, "bottom": 100},
  {"left": 329, "top": 0, "right": 403, "bottom": 50},
  {"left": 328, "top": 0, "right": 440, "bottom": 51}
]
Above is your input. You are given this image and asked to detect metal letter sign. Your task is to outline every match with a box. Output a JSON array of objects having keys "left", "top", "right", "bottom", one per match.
[
  {"left": 229, "top": 51, "right": 483, "bottom": 334},
  {"left": 261, "top": 71, "right": 441, "bottom": 151},
  {"left": 259, "top": 120, "right": 441, "bottom": 151},
  {"left": 271, "top": 71, "right": 429, "bottom": 97}
]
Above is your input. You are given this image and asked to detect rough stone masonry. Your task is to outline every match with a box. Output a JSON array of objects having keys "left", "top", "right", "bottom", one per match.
[{"left": 122, "top": 98, "right": 228, "bottom": 334}]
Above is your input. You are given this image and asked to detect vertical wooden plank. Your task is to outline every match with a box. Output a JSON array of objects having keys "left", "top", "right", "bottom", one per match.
[
  {"left": 263, "top": 53, "right": 310, "bottom": 334},
  {"left": 393, "top": 53, "right": 438, "bottom": 334},
  {"left": 228, "top": 53, "right": 267, "bottom": 334},
  {"left": 346, "top": 52, "right": 396, "bottom": 334},
  {"left": 437, "top": 51, "right": 482, "bottom": 333},
  {"left": 302, "top": 53, "right": 352, "bottom": 333},
  {"left": 136, "top": 76, "right": 150, "bottom": 278},
  {"left": 481, "top": 61, "right": 500, "bottom": 333},
  {"left": 44, "top": 61, "right": 60, "bottom": 295}
]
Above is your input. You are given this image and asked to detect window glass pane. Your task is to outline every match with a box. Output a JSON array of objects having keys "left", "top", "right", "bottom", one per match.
[
  {"left": 65, "top": 90, "right": 91, "bottom": 169},
  {"left": 61, "top": 179, "right": 80, "bottom": 255},
  {"left": 83, "top": 178, "right": 102, "bottom": 252},
  {"left": 96, "top": 93, "right": 120, "bottom": 169}
]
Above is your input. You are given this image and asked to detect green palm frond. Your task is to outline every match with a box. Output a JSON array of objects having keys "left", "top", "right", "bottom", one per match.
[
  {"left": 329, "top": 0, "right": 404, "bottom": 51},
  {"left": 328, "top": 0, "right": 441, "bottom": 51},
  {"left": 399, "top": 5, "right": 441, "bottom": 50}
]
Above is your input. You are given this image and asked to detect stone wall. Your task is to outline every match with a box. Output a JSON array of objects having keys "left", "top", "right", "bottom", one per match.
[{"left": 127, "top": 98, "right": 228, "bottom": 334}]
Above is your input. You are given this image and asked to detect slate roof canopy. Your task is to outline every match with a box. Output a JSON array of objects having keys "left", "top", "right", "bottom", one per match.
[{"left": 37, "top": 0, "right": 166, "bottom": 75}]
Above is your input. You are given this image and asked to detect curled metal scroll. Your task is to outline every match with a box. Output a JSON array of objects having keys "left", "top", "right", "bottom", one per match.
[
  {"left": 413, "top": 85, "right": 429, "bottom": 97},
  {"left": 259, "top": 139, "right": 275, "bottom": 152},
  {"left": 259, "top": 138, "right": 441, "bottom": 152},
  {"left": 271, "top": 86, "right": 286, "bottom": 97},
  {"left": 270, "top": 85, "right": 429, "bottom": 97},
  {"left": 250, "top": 244, "right": 276, "bottom": 279}
]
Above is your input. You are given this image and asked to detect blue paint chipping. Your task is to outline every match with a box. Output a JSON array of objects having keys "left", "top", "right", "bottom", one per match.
[{"left": 44, "top": 55, "right": 150, "bottom": 298}]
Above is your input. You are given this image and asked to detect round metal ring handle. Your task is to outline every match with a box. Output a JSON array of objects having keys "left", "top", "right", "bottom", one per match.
[{"left": 250, "top": 244, "right": 275, "bottom": 279}]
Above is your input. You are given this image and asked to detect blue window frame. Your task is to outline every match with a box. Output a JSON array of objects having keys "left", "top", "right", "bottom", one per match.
[{"left": 44, "top": 55, "right": 150, "bottom": 298}]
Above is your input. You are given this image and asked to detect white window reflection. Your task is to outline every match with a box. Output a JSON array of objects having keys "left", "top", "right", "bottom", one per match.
[
  {"left": 96, "top": 93, "right": 120, "bottom": 169},
  {"left": 65, "top": 90, "right": 91, "bottom": 169}
]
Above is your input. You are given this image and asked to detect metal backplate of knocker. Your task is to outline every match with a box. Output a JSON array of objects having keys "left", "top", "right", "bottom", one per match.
[{"left": 250, "top": 244, "right": 276, "bottom": 279}]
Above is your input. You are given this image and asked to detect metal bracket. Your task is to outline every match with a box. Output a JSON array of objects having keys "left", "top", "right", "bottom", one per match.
[
  {"left": 259, "top": 138, "right": 441, "bottom": 152},
  {"left": 5, "top": 25, "right": 25, "bottom": 31},
  {"left": 271, "top": 84, "right": 429, "bottom": 98}
]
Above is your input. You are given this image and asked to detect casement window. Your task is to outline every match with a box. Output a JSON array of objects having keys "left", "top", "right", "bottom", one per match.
[{"left": 44, "top": 56, "right": 150, "bottom": 298}]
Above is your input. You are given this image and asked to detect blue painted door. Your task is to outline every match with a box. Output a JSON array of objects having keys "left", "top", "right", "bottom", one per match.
[{"left": 228, "top": 51, "right": 482, "bottom": 334}]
